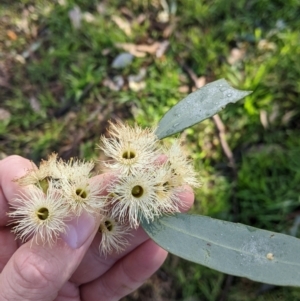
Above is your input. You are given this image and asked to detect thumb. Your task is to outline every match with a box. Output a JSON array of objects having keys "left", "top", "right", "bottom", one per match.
[{"left": 0, "top": 211, "right": 99, "bottom": 301}]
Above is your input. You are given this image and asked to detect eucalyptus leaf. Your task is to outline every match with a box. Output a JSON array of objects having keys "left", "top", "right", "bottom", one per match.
[
  {"left": 142, "top": 213, "right": 300, "bottom": 286},
  {"left": 155, "top": 79, "right": 252, "bottom": 139}
]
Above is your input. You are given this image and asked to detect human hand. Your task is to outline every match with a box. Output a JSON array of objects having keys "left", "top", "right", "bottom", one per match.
[{"left": 0, "top": 155, "right": 194, "bottom": 301}]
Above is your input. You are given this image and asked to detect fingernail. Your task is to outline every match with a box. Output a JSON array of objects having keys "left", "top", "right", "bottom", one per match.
[{"left": 61, "top": 211, "right": 96, "bottom": 249}]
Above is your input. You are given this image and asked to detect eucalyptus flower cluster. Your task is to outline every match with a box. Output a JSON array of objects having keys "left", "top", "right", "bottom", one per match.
[{"left": 8, "top": 121, "right": 199, "bottom": 256}]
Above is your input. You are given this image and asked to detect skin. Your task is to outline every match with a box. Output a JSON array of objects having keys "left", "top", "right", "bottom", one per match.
[{"left": 0, "top": 155, "right": 194, "bottom": 301}]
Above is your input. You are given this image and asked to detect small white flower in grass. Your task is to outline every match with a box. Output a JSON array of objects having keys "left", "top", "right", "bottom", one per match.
[
  {"left": 164, "top": 139, "right": 201, "bottom": 188},
  {"left": 108, "top": 167, "right": 180, "bottom": 228},
  {"left": 98, "top": 121, "right": 160, "bottom": 175},
  {"left": 98, "top": 215, "right": 131, "bottom": 257},
  {"left": 60, "top": 175, "right": 106, "bottom": 215},
  {"left": 8, "top": 182, "right": 69, "bottom": 247}
]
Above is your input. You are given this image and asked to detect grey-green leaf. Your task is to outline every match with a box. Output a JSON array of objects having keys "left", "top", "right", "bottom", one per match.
[
  {"left": 155, "top": 79, "right": 252, "bottom": 139},
  {"left": 142, "top": 213, "right": 300, "bottom": 286}
]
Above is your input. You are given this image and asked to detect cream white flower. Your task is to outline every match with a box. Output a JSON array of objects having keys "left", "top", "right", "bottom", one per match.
[
  {"left": 16, "top": 153, "right": 60, "bottom": 192},
  {"left": 98, "top": 215, "right": 131, "bottom": 257},
  {"left": 108, "top": 166, "right": 180, "bottom": 227},
  {"left": 164, "top": 139, "right": 200, "bottom": 188},
  {"left": 16, "top": 155, "right": 95, "bottom": 194},
  {"left": 8, "top": 182, "right": 69, "bottom": 246},
  {"left": 99, "top": 121, "right": 160, "bottom": 175},
  {"left": 152, "top": 164, "right": 182, "bottom": 213},
  {"left": 60, "top": 175, "right": 105, "bottom": 215},
  {"left": 56, "top": 157, "right": 95, "bottom": 183}
]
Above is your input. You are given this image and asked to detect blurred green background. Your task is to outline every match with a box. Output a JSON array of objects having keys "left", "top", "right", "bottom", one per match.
[{"left": 1, "top": 0, "right": 300, "bottom": 300}]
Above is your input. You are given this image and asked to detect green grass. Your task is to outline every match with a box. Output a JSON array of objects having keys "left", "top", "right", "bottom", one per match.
[{"left": 1, "top": 0, "right": 300, "bottom": 300}]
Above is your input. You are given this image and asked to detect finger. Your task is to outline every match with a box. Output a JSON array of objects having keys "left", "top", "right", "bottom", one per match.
[
  {"left": 90, "top": 173, "right": 116, "bottom": 195},
  {"left": 177, "top": 185, "right": 195, "bottom": 211},
  {"left": 0, "top": 156, "right": 34, "bottom": 273},
  {"left": 70, "top": 186, "right": 195, "bottom": 285},
  {"left": 0, "top": 228, "right": 18, "bottom": 272},
  {"left": 81, "top": 239, "right": 168, "bottom": 301},
  {"left": 0, "top": 210, "right": 99, "bottom": 301},
  {"left": 70, "top": 227, "right": 148, "bottom": 284},
  {"left": 0, "top": 155, "right": 33, "bottom": 226}
]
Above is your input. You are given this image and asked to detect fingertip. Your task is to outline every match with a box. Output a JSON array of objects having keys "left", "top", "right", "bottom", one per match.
[
  {"left": 177, "top": 185, "right": 195, "bottom": 212},
  {"left": 0, "top": 156, "right": 35, "bottom": 224},
  {"left": 0, "top": 155, "right": 33, "bottom": 179},
  {"left": 154, "top": 154, "right": 168, "bottom": 165},
  {"left": 91, "top": 172, "right": 116, "bottom": 195},
  {"left": 124, "top": 239, "right": 168, "bottom": 279},
  {"left": 141, "top": 240, "right": 168, "bottom": 267}
]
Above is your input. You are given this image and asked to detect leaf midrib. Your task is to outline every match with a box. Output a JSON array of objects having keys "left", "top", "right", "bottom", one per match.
[{"left": 158, "top": 219, "right": 300, "bottom": 268}]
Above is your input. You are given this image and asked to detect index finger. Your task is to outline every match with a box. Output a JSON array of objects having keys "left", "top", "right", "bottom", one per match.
[{"left": 0, "top": 155, "right": 33, "bottom": 226}]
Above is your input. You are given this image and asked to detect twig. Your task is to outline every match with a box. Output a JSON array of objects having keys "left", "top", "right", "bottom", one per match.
[
  {"left": 218, "top": 275, "right": 234, "bottom": 301},
  {"left": 212, "top": 114, "right": 236, "bottom": 169}
]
